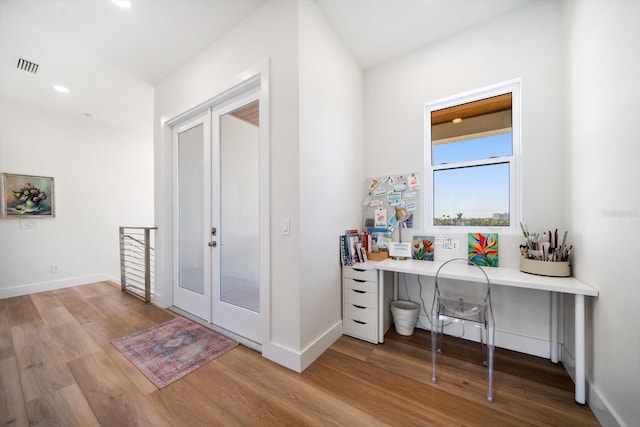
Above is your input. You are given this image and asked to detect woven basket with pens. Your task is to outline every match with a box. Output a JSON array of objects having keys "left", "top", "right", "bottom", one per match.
[{"left": 519, "top": 223, "right": 571, "bottom": 277}]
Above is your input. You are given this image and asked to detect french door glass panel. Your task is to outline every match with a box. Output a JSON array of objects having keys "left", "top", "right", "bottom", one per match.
[
  {"left": 178, "top": 123, "right": 205, "bottom": 294},
  {"left": 219, "top": 106, "right": 260, "bottom": 313}
]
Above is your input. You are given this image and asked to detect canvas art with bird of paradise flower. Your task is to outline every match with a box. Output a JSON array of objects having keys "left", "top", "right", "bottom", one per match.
[{"left": 468, "top": 233, "right": 499, "bottom": 267}]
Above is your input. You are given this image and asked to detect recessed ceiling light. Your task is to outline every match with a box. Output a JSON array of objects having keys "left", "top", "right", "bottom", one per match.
[
  {"left": 53, "top": 85, "right": 69, "bottom": 94},
  {"left": 452, "top": 118, "right": 462, "bottom": 124},
  {"left": 112, "top": 0, "right": 132, "bottom": 8}
]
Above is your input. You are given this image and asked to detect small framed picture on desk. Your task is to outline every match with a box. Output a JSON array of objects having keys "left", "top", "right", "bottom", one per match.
[{"left": 389, "top": 242, "right": 411, "bottom": 260}]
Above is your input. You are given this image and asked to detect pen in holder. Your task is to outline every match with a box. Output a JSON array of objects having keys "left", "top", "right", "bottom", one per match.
[{"left": 519, "top": 223, "right": 572, "bottom": 277}]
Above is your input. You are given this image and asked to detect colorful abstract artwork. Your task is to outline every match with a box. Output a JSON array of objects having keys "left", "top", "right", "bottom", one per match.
[
  {"left": 468, "top": 233, "right": 499, "bottom": 267},
  {"left": 412, "top": 235, "right": 435, "bottom": 261}
]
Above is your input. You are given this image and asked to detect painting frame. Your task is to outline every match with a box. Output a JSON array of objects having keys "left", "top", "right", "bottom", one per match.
[{"left": 1, "top": 173, "right": 55, "bottom": 218}]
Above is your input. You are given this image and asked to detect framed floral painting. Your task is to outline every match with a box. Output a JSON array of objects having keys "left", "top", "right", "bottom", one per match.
[
  {"left": 1, "top": 173, "right": 55, "bottom": 218},
  {"left": 412, "top": 235, "right": 434, "bottom": 261}
]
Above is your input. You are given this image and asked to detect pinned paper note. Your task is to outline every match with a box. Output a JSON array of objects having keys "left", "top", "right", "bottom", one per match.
[
  {"left": 369, "top": 199, "right": 384, "bottom": 208},
  {"left": 368, "top": 178, "right": 379, "bottom": 191},
  {"left": 408, "top": 174, "right": 420, "bottom": 190},
  {"left": 394, "top": 183, "right": 406, "bottom": 192},
  {"left": 374, "top": 208, "right": 387, "bottom": 228},
  {"left": 387, "top": 192, "right": 401, "bottom": 205}
]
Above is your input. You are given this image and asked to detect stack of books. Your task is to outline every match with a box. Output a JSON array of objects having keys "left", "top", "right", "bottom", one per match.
[{"left": 340, "top": 228, "right": 391, "bottom": 265}]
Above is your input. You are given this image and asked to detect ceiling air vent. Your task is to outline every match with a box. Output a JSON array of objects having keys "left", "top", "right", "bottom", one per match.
[{"left": 16, "top": 58, "right": 39, "bottom": 74}]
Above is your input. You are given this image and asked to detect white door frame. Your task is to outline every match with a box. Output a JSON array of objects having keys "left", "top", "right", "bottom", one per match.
[{"left": 165, "top": 63, "right": 270, "bottom": 346}]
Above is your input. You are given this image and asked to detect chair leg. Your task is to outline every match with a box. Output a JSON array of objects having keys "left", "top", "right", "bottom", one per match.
[
  {"left": 487, "top": 326, "right": 495, "bottom": 403},
  {"left": 431, "top": 315, "right": 438, "bottom": 383},
  {"left": 480, "top": 325, "right": 487, "bottom": 366}
]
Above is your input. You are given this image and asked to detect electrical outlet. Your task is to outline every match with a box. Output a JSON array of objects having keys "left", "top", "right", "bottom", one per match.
[{"left": 50, "top": 265, "right": 60, "bottom": 273}]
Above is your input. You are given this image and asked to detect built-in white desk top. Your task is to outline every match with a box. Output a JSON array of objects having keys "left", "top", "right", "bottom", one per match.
[{"left": 373, "top": 258, "right": 598, "bottom": 297}]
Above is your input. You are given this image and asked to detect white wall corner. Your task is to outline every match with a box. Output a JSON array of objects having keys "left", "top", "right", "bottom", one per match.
[
  {"left": 562, "top": 345, "right": 622, "bottom": 427},
  {"left": 262, "top": 321, "right": 343, "bottom": 373},
  {"left": 261, "top": 341, "right": 304, "bottom": 373},
  {"left": 299, "top": 321, "right": 343, "bottom": 371}
]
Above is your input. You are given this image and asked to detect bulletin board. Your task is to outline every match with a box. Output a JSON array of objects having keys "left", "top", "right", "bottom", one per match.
[{"left": 362, "top": 172, "right": 422, "bottom": 232}]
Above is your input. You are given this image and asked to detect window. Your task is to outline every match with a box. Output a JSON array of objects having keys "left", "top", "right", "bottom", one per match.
[{"left": 425, "top": 80, "right": 520, "bottom": 230}]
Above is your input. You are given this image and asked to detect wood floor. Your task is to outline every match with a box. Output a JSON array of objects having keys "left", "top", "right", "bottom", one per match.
[{"left": 1, "top": 281, "right": 599, "bottom": 426}]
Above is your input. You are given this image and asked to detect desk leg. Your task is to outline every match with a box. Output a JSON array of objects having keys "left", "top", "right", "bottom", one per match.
[
  {"left": 378, "top": 269, "right": 385, "bottom": 343},
  {"left": 551, "top": 292, "right": 559, "bottom": 364},
  {"left": 575, "top": 294, "right": 586, "bottom": 405},
  {"left": 393, "top": 272, "right": 398, "bottom": 300}
]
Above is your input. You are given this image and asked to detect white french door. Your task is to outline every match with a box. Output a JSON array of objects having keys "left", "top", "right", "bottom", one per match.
[
  {"left": 173, "top": 112, "right": 214, "bottom": 322},
  {"left": 173, "top": 91, "right": 262, "bottom": 344},
  {"left": 211, "top": 94, "right": 261, "bottom": 343}
]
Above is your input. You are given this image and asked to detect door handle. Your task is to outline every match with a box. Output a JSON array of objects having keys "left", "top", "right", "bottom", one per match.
[{"left": 208, "top": 241, "right": 217, "bottom": 247}]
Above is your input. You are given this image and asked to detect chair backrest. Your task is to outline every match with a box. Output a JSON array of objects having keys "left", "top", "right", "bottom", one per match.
[{"left": 433, "top": 258, "right": 491, "bottom": 319}]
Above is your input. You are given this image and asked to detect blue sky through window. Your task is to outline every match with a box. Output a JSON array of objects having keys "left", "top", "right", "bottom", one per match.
[{"left": 432, "top": 134, "right": 511, "bottom": 221}]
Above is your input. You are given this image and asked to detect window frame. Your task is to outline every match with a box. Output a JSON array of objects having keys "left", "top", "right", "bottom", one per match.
[{"left": 424, "top": 79, "right": 521, "bottom": 233}]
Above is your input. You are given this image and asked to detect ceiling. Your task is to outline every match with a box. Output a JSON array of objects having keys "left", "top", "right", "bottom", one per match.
[{"left": 0, "top": 0, "right": 533, "bottom": 135}]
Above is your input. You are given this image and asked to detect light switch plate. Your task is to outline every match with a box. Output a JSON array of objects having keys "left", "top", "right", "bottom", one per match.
[
  {"left": 281, "top": 218, "right": 290, "bottom": 236},
  {"left": 20, "top": 220, "right": 38, "bottom": 229}
]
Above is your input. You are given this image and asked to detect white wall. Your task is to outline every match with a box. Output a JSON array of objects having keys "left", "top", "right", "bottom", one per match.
[
  {"left": 564, "top": 1, "right": 640, "bottom": 425},
  {"left": 154, "top": 0, "right": 363, "bottom": 371},
  {"left": 364, "top": 1, "right": 566, "bottom": 357},
  {"left": 154, "top": 0, "right": 303, "bottom": 365},
  {"left": 0, "top": 101, "right": 154, "bottom": 297},
  {"left": 298, "top": 0, "right": 363, "bottom": 351}
]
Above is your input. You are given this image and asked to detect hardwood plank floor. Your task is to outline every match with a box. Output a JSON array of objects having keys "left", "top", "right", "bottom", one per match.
[{"left": 0, "top": 281, "right": 600, "bottom": 426}]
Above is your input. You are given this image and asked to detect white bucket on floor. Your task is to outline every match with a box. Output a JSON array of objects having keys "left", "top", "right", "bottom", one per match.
[{"left": 390, "top": 300, "right": 420, "bottom": 336}]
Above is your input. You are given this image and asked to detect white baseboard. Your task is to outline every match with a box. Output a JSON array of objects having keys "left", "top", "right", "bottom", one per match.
[
  {"left": 415, "top": 314, "right": 550, "bottom": 358},
  {"left": 262, "top": 321, "right": 343, "bottom": 373},
  {"left": 0, "top": 274, "right": 118, "bottom": 299},
  {"left": 262, "top": 341, "right": 303, "bottom": 372},
  {"left": 300, "top": 321, "right": 343, "bottom": 371},
  {"left": 562, "top": 346, "right": 622, "bottom": 427}
]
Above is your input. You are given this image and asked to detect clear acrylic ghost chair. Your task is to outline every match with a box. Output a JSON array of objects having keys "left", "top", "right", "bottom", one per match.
[{"left": 431, "top": 258, "right": 495, "bottom": 403}]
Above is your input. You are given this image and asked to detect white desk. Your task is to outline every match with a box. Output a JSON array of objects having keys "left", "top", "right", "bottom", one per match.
[{"left": 373, "top": 258, "right": 598, "bottom": 405}]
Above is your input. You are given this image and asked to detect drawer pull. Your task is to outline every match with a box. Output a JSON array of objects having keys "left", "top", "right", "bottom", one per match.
[
  {"left": 353, "top": 268, "right": 366, "bottom": 272},
  {"left": 352, "top": 304, "right": 366, "bottom": 309},
  {"left": 353, "top": 320, "right": 367, "bottom": 325},
  {"left": 353, "top": 279, "right": 366, "bottom": 283},
  {"left": 352, "top": 290, "right": 366, "bottom": 294}
]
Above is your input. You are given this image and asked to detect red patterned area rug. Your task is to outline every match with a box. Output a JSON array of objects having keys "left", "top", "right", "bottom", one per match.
[{"left": 112, "top": 316, "right": 239, "bottom": 388}]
